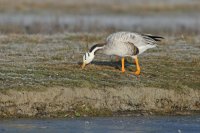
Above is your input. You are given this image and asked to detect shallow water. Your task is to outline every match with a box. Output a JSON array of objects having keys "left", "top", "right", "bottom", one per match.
[
  {"left": 0, "top": 115, "right": 200, "bottom": 133},
  {"left": 1, "top": 13, "right": 200, "bottom": 33}
]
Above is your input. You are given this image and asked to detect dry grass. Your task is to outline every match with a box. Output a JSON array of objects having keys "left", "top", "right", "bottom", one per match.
[
  {"left": 0, "top": 33, "right": 199, "bottom": 91},
  {"left": 0, "top": 0, "right": 200, "bottom": 14}
]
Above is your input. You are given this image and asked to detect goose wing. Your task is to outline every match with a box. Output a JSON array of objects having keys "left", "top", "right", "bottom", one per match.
[
  {"left": 107, "top": 32, "right": 163, "bottom": 47},
  {"left": 106, "top": 32, "right": 140, "bottom": 44},
  {"left": 106, "top": 32, "right": 142, "bottom": 56}
]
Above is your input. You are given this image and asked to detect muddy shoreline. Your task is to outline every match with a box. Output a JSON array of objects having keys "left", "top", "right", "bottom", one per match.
[{"left": 0, "top": 87, "right": 199, "bottom": 118}]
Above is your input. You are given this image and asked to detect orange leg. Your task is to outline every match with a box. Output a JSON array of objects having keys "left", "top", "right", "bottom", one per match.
[
  {"left": 134, "top": 56, "right": 141, "bottom": 75},
  {"left": 133, "top": 59, "right": 136, "bottom": 64},
  {"left": 121, "top": 57, "right": 125, "bottom": 73}
]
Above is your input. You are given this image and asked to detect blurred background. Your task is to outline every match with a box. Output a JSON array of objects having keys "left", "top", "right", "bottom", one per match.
[{"left": 0, "top": 0, "right": 200, "bottom": 35}]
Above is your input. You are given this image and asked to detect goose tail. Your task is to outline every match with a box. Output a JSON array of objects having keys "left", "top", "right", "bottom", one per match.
[{"left": 142, "top": 34, "right": 164, "bottom": 42}]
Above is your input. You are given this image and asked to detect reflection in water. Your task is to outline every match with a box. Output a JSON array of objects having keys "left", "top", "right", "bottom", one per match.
[{"left": 0, "top": 115, "right": 200, "bottom": 133}]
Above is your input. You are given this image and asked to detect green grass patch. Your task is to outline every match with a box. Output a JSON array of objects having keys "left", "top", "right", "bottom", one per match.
[{"left": 0, "top": 33, "right": 199, "bottom": 91}]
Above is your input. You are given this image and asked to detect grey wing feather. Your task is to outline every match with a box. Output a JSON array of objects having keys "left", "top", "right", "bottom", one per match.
[
  {"left": 142, "top": 34, "right": 164, "bottom": 45},
  {"left": 106, "top": 32, "right": 142, "bottom": 45},
  {"left": 106, "top": 32, "right": 164, "bottom": 55},
  {"left": 127, "top": 42, "right": 139, "bottom": 55}
]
